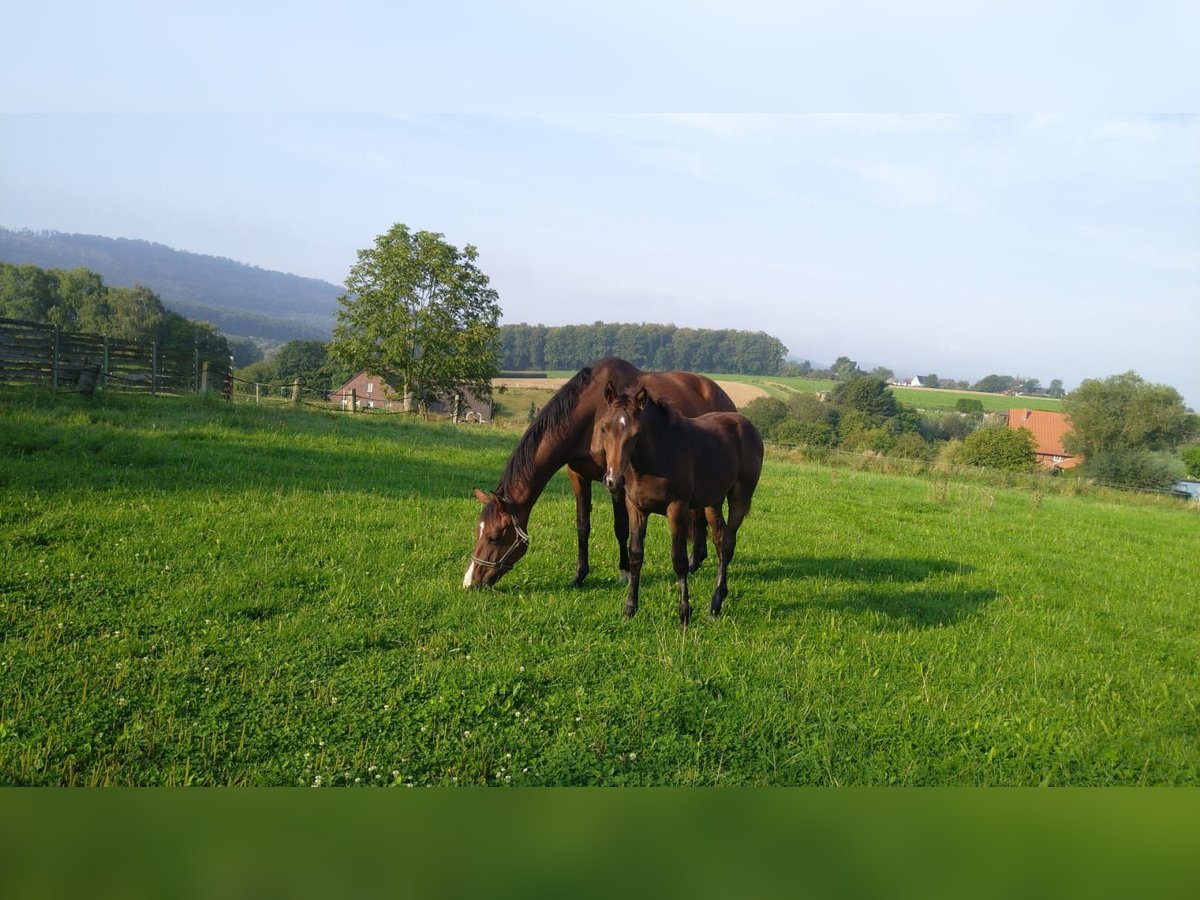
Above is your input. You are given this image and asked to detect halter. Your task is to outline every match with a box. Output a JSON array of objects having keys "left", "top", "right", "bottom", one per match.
[{"left": 471, "top": 505, "right": 530, "bottom": 573}]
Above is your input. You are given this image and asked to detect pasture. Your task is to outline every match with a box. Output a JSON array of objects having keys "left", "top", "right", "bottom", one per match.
[{"left": 1, "top": 387, "right": 1197, "bottom": 785}]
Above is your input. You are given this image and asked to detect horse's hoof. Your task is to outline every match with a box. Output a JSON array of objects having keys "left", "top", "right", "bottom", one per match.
[
  {"left": 570, "top": 575, "right": 587, "bottom": 589},
  {"left": 618, "top": 568, "right": 631, "bottom": 583},
  {"left": 623, "top": 603, "right": 638, "bottom": 618}
]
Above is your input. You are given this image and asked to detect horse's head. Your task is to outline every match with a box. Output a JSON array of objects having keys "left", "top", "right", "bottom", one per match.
[
  {"left": 599, "top": 381, "right": 648, "bottom": 495},
  {"left": 463, "top": 489, "right": 530, "bottom": 588}
]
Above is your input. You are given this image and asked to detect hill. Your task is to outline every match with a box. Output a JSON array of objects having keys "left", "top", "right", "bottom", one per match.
[{"left": 0, "top": 228, "right": 340, "bottom": 343}]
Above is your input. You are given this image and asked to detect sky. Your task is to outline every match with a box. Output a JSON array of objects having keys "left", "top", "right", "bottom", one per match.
[{"left": 2, "top": 4, "right": 1197, "bottom": 405}]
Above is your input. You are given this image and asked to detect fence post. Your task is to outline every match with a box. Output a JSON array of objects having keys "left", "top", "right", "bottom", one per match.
[
  {"left": 194, "top": 346, "right": 201, "bottom": 393},
  {"left": 102, "top": 335, "right": 109, "bottom": 392},
  {"left": 351, "top": 388, "right": 357, "bottom": 412},
  {"left": 201, "top": 360, "right": 210, "bottom": 394},
  {"left": 291, "top": 376, "right": 302, "bottom": 404},
  {"left": 52, "top": 325, "right": 60, "bottom": 390},
  {"left": 255, "top": 382, "right": 261, "bottom": 404},
  {"left": 151, "top": 342, "right": 158, "bottom": 396}
]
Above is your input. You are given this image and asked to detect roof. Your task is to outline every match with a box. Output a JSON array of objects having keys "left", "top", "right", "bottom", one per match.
[{"left": 1007, "top": 408, "right": 1081, "bottom": 467}]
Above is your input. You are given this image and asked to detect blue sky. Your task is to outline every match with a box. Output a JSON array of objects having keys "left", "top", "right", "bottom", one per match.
[{"left": 2, "top": 5, "right": 1197, "bottom": 404}]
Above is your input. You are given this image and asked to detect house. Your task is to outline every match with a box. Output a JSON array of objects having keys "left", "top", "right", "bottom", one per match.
[
  {"left": 1006, "top": 408, "right": 1081, "bottom": 471},
  {"left": 328, "top": 371, "right": 493, "bottom": 421}
]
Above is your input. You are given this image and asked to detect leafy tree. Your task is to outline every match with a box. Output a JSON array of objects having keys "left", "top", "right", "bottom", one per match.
[
  {"left": 228, "top": 338, "right": 264, "bottom": 369},
  {"left": 833, "top": 376, "right": 897, "bottom": 418},
  {"left": 773, "top": 418, "right": 836, "bottom": 447},
  {"left": 1181, "top": 445, "right": 1200, "bottom": 479},
  {"left": 1062, "top": 371, "right": 1192, "bottom": 458},
  {"left": 958, "top": 426, "right": 1038, "bottom": 472},
  {"left": 1082, "top": 450, "right": 1183, "bottom": 491},
  {"left": 1020, "top": 377, "right": 1042, "bottom": 394},
  {"left": 1047, "top": 379, "right": 1065, "bottom": 398},
  {"left": 971, "top": 374, "right": 1016, "bottom": 393},
  {"left": 923, "top": 374, "right": 940, "bottom": 388},
  {"left": 740, "top": 397, "right": 789, "bottom": 435},
  {"left": 955, "top": 398, "right": 985, "bottom": 413},
  {"left": 330, "top": 224, "right": 501, "bottom": 411},
  {"left": 831, "top": 356, "right": 862, "bottom": 382},
  {"left": 274, "top": 340, "right": 329, "bottom": 386},
  {"left": 780, "top": 359, "right": 813, "bottom": 377}
]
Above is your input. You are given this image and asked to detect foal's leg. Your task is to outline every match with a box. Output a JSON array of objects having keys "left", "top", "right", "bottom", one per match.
[
  {"left": 668, "top": 502, "right": 692, "bottom": 626},
  {"left": 624, "top": 504, "right": 647, "bottom": 618},
  {"left": 711, "top": 483, "right": 751, "bottom": 617},
  {"left": 688, "top": 508, "right": 708, "bottom": 573},
  {"left": 705, "top": 505, "right": 728, "bottom": 616},
  {"left": 567, "top": 467, "right": 591, "bottom": 588},
  {"left": 612, "top": 487, "right": 631, "bottom": 580}
]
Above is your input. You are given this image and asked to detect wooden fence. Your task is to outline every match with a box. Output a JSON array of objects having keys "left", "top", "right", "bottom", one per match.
[{"left": 0, "top": 317, "right": 232, "bottom": 397}]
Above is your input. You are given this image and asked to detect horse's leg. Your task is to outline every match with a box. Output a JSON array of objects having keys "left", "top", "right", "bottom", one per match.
[
  {"left": 612, "top": 486, "right": 631, "bottom": 580},
  {"left": 705, "top": 505, "right": 728, "bottom": 616},
  {"left": 711, "top": 483, "right": 751, "bottom": 617},
  {"left": 567, "top": 467, "right": 591, "bottom": 588},
  {"left": 669, "top": 502, "right": 692, "bottom": 626},
  {"left": 624, "top": 502, "right": 647, "bottom": 618},
  {"left": 688, "top": 508, "right": 708, "bottom": 573}
]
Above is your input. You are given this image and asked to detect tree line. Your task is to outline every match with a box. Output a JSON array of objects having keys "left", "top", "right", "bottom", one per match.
[
  {"left": 0, "top": 262, "right": 231, "bottom": 358},
  {"left": 500, "top": 322, "right": 788, "bottom": 374}
]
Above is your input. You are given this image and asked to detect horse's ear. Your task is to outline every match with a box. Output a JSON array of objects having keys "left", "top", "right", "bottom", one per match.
[
  {"left": 473, "top": 488, "right": 492, "bottom": 505},
  {"left": 604, "top": 381, "right": 618, "bottom": 405},
  {"left": 634, "top": 387, "right": 648, "bottom": 412}
]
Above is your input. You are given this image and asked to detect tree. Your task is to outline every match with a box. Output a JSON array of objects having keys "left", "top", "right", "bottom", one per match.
[
  {"left": 958, "top": 426, "right": 1038, "bottom": 472},
  {"left": 1062, "top": 371, "right": 1192, "bottom": 458},
  {"left": 1181, "top": 445, "right": 1200, "bottom": 479},
  {"left": 330, "top": 224, "right": 501, "bottom": 412},
  {"left": 833, "top": 376, "right": 897, "bottom": 418},
  {"left": 831, "top": 356, "right": 862, "bottom": 382},
  {"left": 971, "top": 374, "right": 1016, "bottom": 393},
  {"left": 1047, "top": 379, "right": 1065, "bottom": 398}
]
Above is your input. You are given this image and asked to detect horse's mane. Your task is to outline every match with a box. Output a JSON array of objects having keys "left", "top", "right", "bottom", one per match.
[{"left": 497, "top": 365, "right": 594, "bottom": 496}]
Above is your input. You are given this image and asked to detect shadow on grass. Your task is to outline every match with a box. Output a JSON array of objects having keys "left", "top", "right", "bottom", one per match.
[
  {"left": 745, "top": 555, "right": 996, "bottom": 628},
  {"left": 0, "top": 390, "right": 531, "bottom": 502}
]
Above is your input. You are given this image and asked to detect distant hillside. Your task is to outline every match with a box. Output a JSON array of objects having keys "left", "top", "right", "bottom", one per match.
[{"left": 0, "top": 228, "right": 340, "bottom": 342}]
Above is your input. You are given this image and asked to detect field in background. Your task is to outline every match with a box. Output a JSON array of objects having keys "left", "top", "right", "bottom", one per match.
[
  {"left": 2, "top": 387, "right": 1196, "bottom": 785},
  {"left": 507, "top": 371, "right": 1063, "bottom": 414}
]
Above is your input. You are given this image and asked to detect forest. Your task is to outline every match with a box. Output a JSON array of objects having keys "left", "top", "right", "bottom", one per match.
[
  {"left": 0, "top": 262, "right": 229, "bottom": 357},
  {"left": 500, "top": 322, "right": 788, "bottom": 374}
]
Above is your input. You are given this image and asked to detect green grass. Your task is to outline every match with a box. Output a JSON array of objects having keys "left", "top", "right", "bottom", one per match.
[{"left": 2, "top": 386, "right": 1197, "bottom": 785}]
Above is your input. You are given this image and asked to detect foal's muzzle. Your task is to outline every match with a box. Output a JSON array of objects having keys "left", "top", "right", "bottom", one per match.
[{"left": 604, "top": 473, "right": 624, "bottom": 494}]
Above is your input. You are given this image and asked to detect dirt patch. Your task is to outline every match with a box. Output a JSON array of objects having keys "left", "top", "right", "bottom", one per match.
[{"left": 493, "top": 377, "right": 767, "bottom": 408}]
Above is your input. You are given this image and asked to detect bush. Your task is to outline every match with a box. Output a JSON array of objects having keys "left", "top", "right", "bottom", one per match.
[
  {"left": 1081, "top": 450, "right": 1184, "bottom": 491},
  {"left": 741, "top": 397, "right": 788, "bottom": 434},
  {"left": 772, "top": 418, "right": 835, "bottom": 447},
  {"left": 1181, "top": 445, "right": 1200, "bottom": 479},
  {"left": 955, "top": 398, "right": 985, "bottom": 413},
  {"left": 958, "top": 426, "right": 1038, "bottom": 472}
]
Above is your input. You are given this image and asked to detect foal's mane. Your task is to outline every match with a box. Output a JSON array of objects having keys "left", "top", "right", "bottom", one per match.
[
  {"left": 611, "top": 388, "right": 684, "bottom": 428},
  {"left": 497, "top": 365, "right": 594, "bottom": 496}
]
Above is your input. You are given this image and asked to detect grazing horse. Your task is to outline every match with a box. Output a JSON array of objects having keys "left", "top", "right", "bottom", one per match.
[
  {"left": 464, "top": 357, "right": 735, "bottom": 588},
  {"left": 598, "top": 383, "right": 763, "bottom": 626}
]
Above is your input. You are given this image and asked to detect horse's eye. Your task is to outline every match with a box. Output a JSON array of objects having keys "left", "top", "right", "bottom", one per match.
[{"left": 600, "top": 425, "right": 607, "bottom": 434}]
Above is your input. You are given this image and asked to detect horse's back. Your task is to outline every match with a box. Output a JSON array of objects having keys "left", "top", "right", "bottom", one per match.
[
  {"left": 688, "top": 411, "right": 763, "bottom": 488},
  {"left": 641, "top": 370, "right": 736, "bottom": 415}
]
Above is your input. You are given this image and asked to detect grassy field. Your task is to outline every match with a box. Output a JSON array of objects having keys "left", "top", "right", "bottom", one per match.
[{"left": 1, "top": 386, "right": 1197, "bottom": 785}]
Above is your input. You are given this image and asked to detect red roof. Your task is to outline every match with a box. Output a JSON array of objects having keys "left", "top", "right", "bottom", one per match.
[{"left": 1007, "top": 408, "right": 1082, "bottom": 469}]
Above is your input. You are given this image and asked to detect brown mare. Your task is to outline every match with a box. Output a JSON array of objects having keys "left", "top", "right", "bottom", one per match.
[
  {"left": 464, "top": 357, "right": 735, "bottom": 588},
  {"left": 598, "top": 383, "right": 763, "bottom": 626}
]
